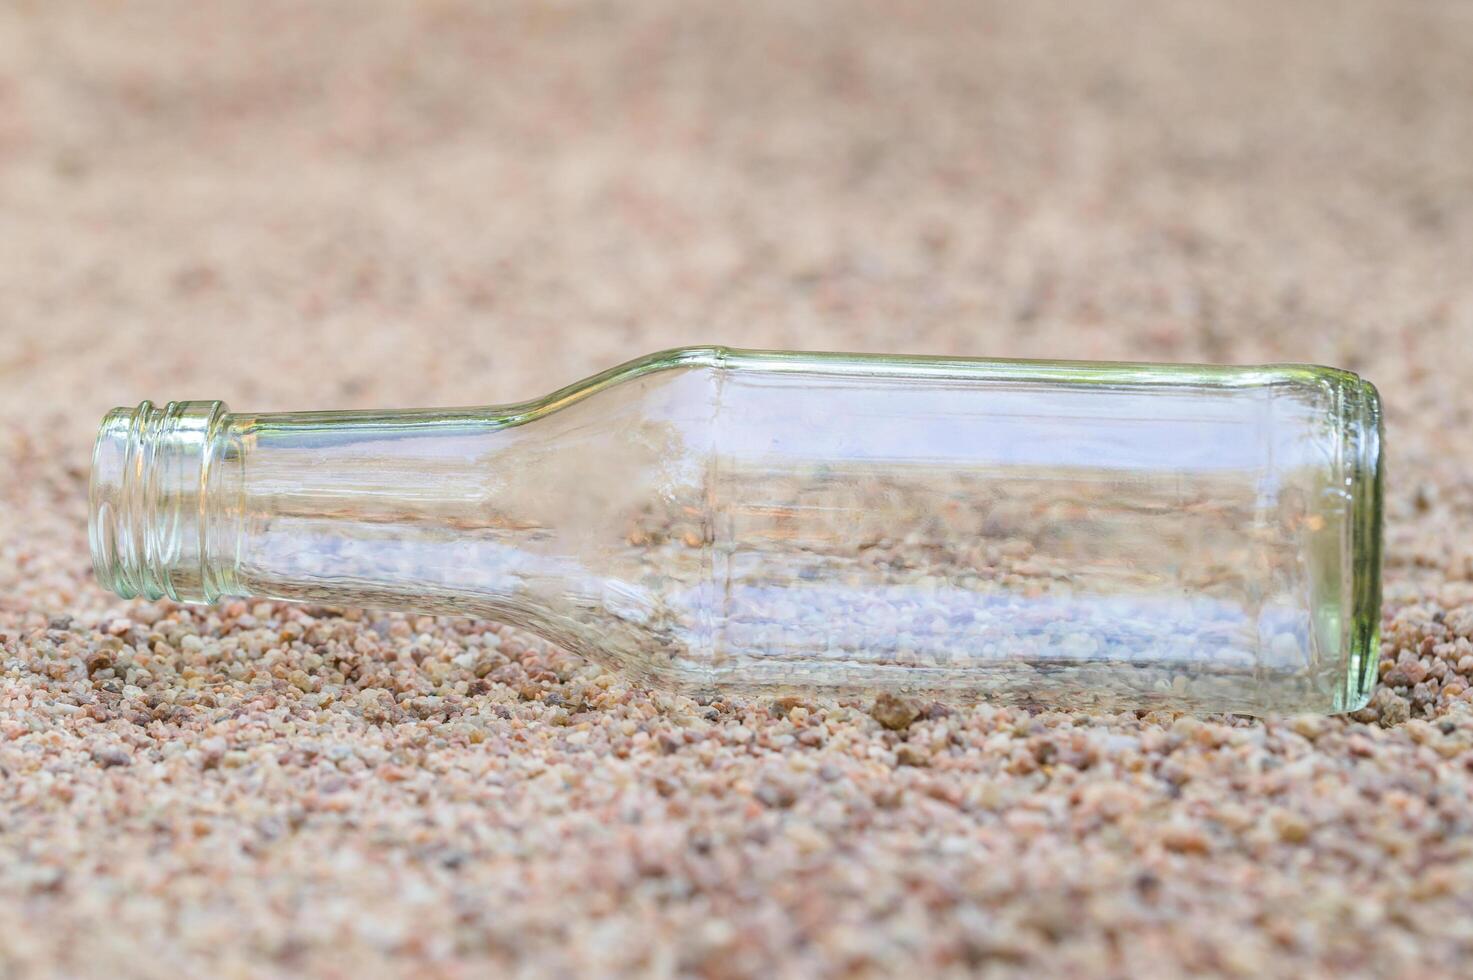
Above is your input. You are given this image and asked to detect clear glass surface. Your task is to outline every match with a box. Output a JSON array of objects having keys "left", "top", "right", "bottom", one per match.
[{"left": 90, "top": 347, "right": 1383, "bottom": 714}]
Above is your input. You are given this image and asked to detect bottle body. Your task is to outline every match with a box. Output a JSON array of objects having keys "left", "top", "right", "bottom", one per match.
[{"left": 91, "top": 347, "right": 1383, "bottom": 715}]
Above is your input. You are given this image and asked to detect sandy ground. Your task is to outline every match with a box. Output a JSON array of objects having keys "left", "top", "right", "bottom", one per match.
[{"left": 2, "top": 0, "right": 1473, "bottom": 975}]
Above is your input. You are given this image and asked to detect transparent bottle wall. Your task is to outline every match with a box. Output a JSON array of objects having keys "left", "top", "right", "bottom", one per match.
[{"left": 91, "top": 348, "right": 1382, "bottom": 715}]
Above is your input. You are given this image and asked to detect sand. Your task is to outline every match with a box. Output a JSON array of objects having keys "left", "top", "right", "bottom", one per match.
[{"left": 2, "top": 0, "right": 1472, "bottom": 975}]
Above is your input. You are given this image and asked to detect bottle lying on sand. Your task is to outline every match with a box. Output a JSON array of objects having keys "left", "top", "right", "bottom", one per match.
[{"left": 90, "top": 346, "right": 1383, "bottom": 715}]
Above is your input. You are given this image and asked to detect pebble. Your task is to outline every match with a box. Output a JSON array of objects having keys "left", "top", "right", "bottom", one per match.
[
  {"left": 870, "top": 693, "right": 922, "bottom": 731},
  {"left": 895, "top": 743, "right": 931, "bottom": 767},
  {"left": 90, "top": 746, "right": 131, "bottom": 768},
  {"left": 1288, "top": 715, "right": 1329, "bottom": 740},
  {"left": 754, "top": 776, "right": 799, "bottom": 809}
]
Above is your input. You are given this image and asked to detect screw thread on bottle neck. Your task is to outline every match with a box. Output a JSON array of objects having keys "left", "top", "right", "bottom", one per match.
[{"left": 89, "top": 400, "right": 236, "bottom": 603}]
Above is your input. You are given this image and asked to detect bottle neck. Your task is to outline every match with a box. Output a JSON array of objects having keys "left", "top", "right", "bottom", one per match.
[
  {"left": 90, "top": 400, "right": 523, "bottom": 608},
  {"left": 90, "top": 400, "right": 242, "bottom": 603}
]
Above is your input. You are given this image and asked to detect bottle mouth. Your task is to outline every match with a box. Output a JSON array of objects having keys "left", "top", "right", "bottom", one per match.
[{"left": 89, "top": 400, "right": 230, "bottom": 603}]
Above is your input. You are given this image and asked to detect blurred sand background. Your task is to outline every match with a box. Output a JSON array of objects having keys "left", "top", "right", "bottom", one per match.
[{"left": 1, "top": 0, "right": 1472, "bottom": 975}]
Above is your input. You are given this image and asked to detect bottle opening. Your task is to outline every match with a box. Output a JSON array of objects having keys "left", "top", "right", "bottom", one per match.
[{"left": 89, "top": 400, "right": 230, "bottom": 603}]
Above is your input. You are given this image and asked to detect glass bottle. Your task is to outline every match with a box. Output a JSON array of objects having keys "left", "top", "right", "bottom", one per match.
[{"left": 89, "top": 347, "right": 1383, "bottom": 715}]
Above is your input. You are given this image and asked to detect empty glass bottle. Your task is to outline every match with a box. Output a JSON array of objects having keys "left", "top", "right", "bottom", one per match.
[{"left": 90, "top": 347, "right": 1383, "bottom": 714}]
